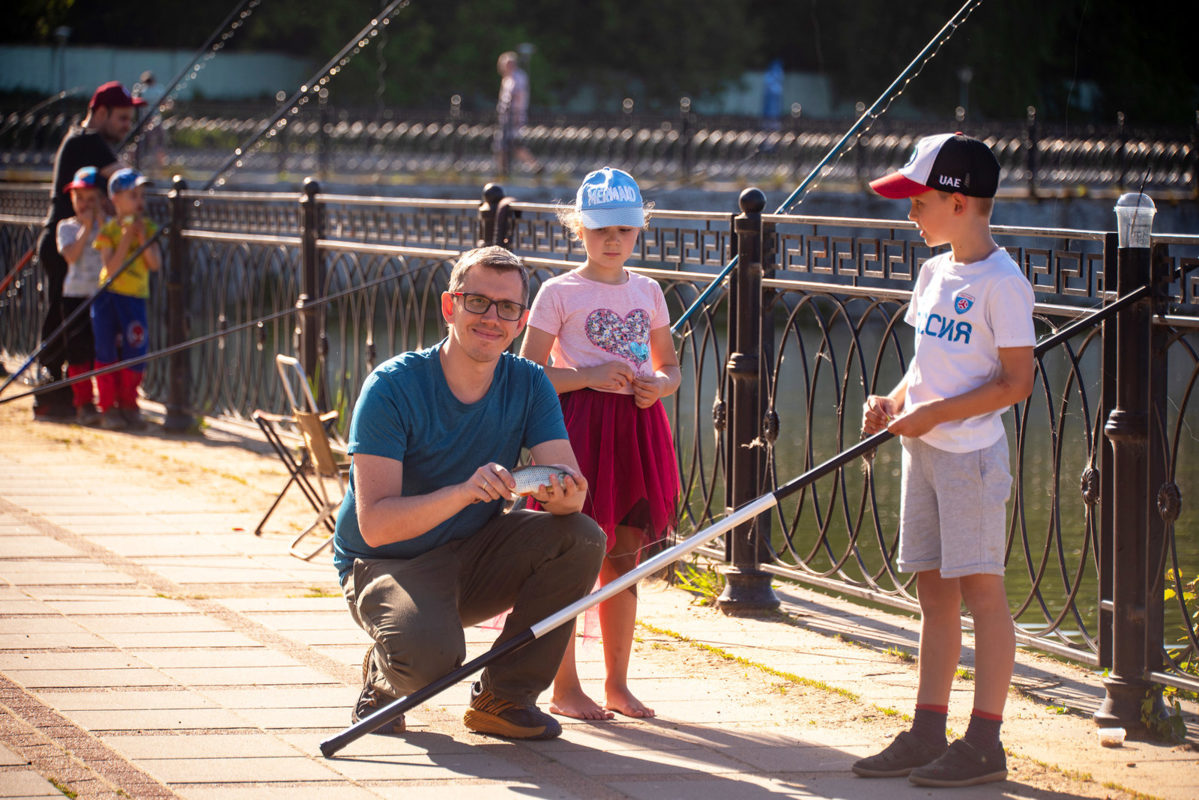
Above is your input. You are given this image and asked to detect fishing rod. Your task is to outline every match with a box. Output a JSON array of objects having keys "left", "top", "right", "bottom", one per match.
[
  {"left": 0, "top": 248, "right": 36, "bottom": 297},
  {"left": 204, "top": 0, "right": 411, "bottom": 192},
  {"left": 317, "top": 245, "right": 1172, "bottom": 756},
  {"left": 318, "top": 429, "right": 892, "bottom": 757},
  {"left": 1, "top": 0, "right": 411, "bottom": 396},
  {"left": 0, "top": 248, "right": 455, "bottom": 405},
  {"left": 121, "top": 0, "right": 264, "bottom": 153},
  {"left": 670, "top": 0, "right": 985, "bottom": 336}
]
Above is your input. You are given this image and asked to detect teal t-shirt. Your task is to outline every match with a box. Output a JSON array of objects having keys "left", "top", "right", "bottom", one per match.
[{"left": 332, "top": 341, "right": 568, "bottom": 580}]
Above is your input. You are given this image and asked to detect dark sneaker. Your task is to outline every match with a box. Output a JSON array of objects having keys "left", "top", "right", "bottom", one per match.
[
  {"left": 121, "top": 407, "right": 148, "bottom": 431},
  {"left": 33, "top": 403, "right": 74, "bottom": 422},
  {"left": 463, "top": 681, "right": 561, "bottom": 740},
  {"left": 908, "top": 738, "right": 1007, "bottom": 787},
  {"left": 852, "top": 730, "right": 948, "bottom": 777},
  {"left": 75, "top": 404, "right": 101, "bottom": 426},
  {"left": 352, "top": 647, "right": 405, "bottom": 734},
  {"left": 100, "top": 408, "right": 127, "bottom": 430}
]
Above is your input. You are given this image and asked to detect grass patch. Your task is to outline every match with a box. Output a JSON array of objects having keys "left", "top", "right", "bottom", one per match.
[
  {"left": 638, "top": 620, "right": 861, "bottom": 702},
  {"left": 48, "top": 778, "right": 76, "bottom": 799}
]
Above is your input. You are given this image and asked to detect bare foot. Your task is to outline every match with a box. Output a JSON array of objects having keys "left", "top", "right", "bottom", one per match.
[
  {"left": 550, "top": 686, "right": 614, "bottom": 720},
  {"left": 605, "top": 685, "right": 655, "bottom": 718}
]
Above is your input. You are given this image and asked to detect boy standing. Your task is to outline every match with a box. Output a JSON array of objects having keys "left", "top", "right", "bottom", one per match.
[
  {"left": 92, "top": 168, "right": 161, "bottom": 431},
  {"left": 855, "top": 133, "right": 1035, "bottom": 787},
  {"left": 55, "top": 166, "right": 107, "bottom": 424}
]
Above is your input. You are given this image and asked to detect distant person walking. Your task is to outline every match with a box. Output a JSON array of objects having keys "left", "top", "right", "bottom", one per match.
[
  {"left": 33, "top": 81, "right": 142, "bottom": 421},
  {"left": 494, "top": 51, "right": 541, "bottom": 176}
]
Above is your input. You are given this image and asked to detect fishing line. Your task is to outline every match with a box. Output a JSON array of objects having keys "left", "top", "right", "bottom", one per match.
[
  {"left": 1, "top": 0, "right": 411, "bottom": 395},
  {"left": 0, "top": 87, "right": 86, "bottom": 140},
  {"left": 670, "top": 0, "right": 986, "bottom": 337},
  {"left": 205, "top": 0, "right": 411, "bottom": 192},
  {"left": 0, "top": 249, "right": 450, "bottom": 406},
  {"left": 121, "top": 0, "right": 264, "bottom": 154}
]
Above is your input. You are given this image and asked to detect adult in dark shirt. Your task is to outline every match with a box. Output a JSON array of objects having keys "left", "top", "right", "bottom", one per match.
[{"left": 34, "top": 81, "right": 143, "bottom": 420}]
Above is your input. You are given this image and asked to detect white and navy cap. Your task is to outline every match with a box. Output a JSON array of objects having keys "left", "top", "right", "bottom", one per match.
[
  {"left": 107, "top": 167, "right": 151, "bottom": 197},
  {"left": 576, "top": 166, "right": 644, "bottom": 228},
  {"left": 870, "top": 132, "right": 999, "bottom": 199}
]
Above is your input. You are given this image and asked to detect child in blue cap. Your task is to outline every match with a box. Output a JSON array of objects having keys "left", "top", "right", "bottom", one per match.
[
  {"left": 92, "top": 167, "right": 160, "bottom": 430},
  {"left": 521, "top": 166, "right": 681, "bottom": 721}
]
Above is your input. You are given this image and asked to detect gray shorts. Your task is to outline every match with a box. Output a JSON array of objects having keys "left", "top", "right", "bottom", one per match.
[{"left": 897, "top": 435, "right": 1012, "bottom": 578}]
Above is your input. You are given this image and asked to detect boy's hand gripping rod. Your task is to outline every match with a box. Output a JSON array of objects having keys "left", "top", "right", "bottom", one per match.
[{"left": 318, "top": 429, "right": 894, "bottom": 758}]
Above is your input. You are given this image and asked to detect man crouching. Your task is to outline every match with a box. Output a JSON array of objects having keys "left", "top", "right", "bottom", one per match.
[{"left": 334, "top": 246, "right": 605, "bottom": 739}]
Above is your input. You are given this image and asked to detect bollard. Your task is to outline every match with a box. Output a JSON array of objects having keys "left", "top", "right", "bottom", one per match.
[
  {"left": 1095, "top": 192, "right": 1166, "bottom": 736},
  {"left": 679, "top": 96, "right": 693, "bottom": 177},
  {"left": 162, "top": 175, "right": 194, "bottom": 432},
  {"left": 297, "top": 177, "right": 324, "bottom": 406},
  {"left": 716, "top": 187, "right": 780, "bottom": 615},
  {"left": 478, "top": 183, "right": 515, "bottom": 250},
  {"left": 1026, "top": 105, "right": 1039, "bottom": 199}
]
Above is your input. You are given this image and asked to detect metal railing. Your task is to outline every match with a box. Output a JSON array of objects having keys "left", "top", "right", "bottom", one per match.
[
  {"left": 2, "top": 179, "right": 1196, "bottom": 733},
  {"left": 3, "top": 102, "right": 1195, "bottom": 194}
]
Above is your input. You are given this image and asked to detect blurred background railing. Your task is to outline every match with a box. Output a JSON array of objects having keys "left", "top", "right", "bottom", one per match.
[
  {"left": 3, "top": 100, "right": 1196, "bottom": 195},
  {"left": 1, "top": 178, "right": 1196, "bottom": 730}
]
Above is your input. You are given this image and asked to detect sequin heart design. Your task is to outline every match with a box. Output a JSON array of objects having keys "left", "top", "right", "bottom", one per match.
[{"left": 585, "top": 308, "right": 651, "bottom": 364}]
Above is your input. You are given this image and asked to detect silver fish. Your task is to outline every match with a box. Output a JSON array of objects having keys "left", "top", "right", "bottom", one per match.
[{"left": 510, "top": 465, "right": 572, "bottom": 496}]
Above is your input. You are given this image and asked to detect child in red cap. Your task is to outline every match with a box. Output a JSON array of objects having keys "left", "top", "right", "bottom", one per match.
[{"left": 855, "top": 133, "right": 1035, "bottom": 788}]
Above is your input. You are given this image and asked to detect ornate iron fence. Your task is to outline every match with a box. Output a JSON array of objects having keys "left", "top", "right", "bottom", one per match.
[
  {"left": 3, "top": 101, "right": 1195, "bottom": 193},
  {"left": 1, "top": 180, "right": 1196, "bottom": 732}
]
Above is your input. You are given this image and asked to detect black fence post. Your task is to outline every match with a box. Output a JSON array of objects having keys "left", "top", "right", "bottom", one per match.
[
  {"left": 1026, "top": 105, "right": 1039, "bottom": 199},
  {"left": 1096, "top": 232, "right": 1118, "bottom": 675},
  {"left": 679, "top": 96, "right": 693, "bottom": 178},
  {"left": 1095, "top": 196, "right": 1163, "bottom": 736},
  {"left": 162, "top": 175, "right": 194, "bottom": 432},
  {"left": 478, "top": 183, "right": 514, "bottom": 250},
  {"left": 1116, "top": 112, "right": 1128, "bottom": 192},
  {"left": 717, "top": 187, "right": 779, "bottom": 616},
  {"left": 297, "top": 177, "right": 324, "bottom": 406}
]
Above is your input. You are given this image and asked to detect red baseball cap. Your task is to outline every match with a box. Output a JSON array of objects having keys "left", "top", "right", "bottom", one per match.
[{"left": 89, "top": 81, "right": 146, "bottom": 110}]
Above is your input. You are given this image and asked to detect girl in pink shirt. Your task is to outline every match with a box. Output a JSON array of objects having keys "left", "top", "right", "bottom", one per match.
[{"left": 521, "top": 167, "right": 681, "bottom": 720}]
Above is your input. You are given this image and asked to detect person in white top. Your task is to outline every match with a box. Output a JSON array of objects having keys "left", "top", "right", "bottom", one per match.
[
  {"left": 856, "top": 133, "right": 1035, "bottom": 788},
  {"left": 54, "top": 166, "right": 107, "bottom": 424},
  {"left": 521, "top": 167, "right": 681, "bottom": 721},
  {"left": 494, "top": 51, "right": 541, "bottom": 175}
]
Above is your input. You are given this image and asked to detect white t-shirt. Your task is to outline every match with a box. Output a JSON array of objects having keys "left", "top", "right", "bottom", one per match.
[
  {"left": 526, "top": 269, "right": 671, "bottom": 395},
  {"left": 56, "top": 217, "right": 104, "bottom": 298},
  {"left": 903, "top": 248, "right": 1036, "bottom": 453}
]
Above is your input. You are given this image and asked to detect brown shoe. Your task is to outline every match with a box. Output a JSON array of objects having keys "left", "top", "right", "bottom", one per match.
[
  {"left": 463, "top": 681, "right": 561, "bottom": 740},
  {"left": 352, "top": 646, "right": 405, "bottom": 734}
]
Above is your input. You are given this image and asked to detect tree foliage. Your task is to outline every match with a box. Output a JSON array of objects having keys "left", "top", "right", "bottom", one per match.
[{"left": 5, "top": 0, "right": 1197, "bottom": 124}]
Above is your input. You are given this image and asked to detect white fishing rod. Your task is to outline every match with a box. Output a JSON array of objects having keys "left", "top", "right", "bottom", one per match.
[{"left": 319, "top": 431, "right": 893, "bottom": 758}]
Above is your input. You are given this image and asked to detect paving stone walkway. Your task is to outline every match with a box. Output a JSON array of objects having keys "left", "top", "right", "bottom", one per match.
[{"left": 0, "top": 395, "right": 1195, "bottom": 799}]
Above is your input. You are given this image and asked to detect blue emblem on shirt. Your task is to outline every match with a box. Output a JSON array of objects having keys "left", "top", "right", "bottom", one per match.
[{"left": 954, "top": 293, "right": 975, "bottom": 314}]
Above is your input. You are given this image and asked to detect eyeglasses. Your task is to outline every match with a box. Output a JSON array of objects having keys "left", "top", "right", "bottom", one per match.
[{"left": 450, "top": 292, "right": 526, "bottom": 321}]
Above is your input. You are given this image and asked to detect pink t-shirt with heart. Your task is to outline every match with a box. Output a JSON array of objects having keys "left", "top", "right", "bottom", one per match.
[{"left": 526, "top": 269, "right": 671, "bottom": 395}]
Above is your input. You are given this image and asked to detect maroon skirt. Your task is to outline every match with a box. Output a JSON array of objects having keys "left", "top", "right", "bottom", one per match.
[{"left": 532, "top": 388, "right": 679, "bottom": 552}]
